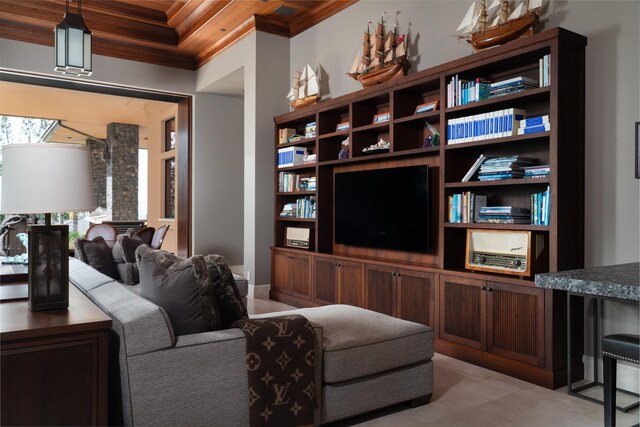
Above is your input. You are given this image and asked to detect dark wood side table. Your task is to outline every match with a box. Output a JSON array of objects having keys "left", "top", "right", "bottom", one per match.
[{"left": 1, "top": 284, "right": 112, "bottom": 426}]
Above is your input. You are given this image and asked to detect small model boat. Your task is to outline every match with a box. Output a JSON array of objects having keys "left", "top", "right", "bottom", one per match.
[
  {"left": 347, "top": 14, "right": 410, "bottom": 88},
  {"left": 457, "top": 0, "right": 544, "bottom": 50},
  {"left": 286, "top": 64, "right": 320, "bottom": 110}
]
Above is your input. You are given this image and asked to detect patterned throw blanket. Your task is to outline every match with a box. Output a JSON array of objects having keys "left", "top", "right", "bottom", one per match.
[{"left": 233, "top": 315, "right": 318, "bottom": 427}]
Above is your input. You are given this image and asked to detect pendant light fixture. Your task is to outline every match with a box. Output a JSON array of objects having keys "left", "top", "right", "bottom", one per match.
[{"left": 54, "top": 0, "right": 92, "bottom": 76}]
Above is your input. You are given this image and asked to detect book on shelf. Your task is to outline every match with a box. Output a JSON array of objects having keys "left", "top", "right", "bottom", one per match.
[
  {"left": 277, "top": 146, "right": 306, "bottom": 168},
  {"left": 517, "top": 123, "right": 551, "bottom": 135},
  {"left": 475, "top": 217, "right": 531, "bottom": 224},
  {"left": 279, "top": 128, "right": 296, "bottom": 145},
  {"left": 462, "top": 154, "right": 488, "bottom": 182},
  {"left": 448, "top": 192, "right": 487, "bottom": 223},
  {"left": 279, "top": 172, "right": 316, "bottom": 192},
  {"left": 477, "top": 156, "right": 534, "bottom": 180},
  {"left": 530, "top": 186, "right": 550, "bottom": 225},
  {"left": 523, "top": 165, "right": 550, "bottom": 178},
  {"left": 305, "top": 121, "right": 317, "bottom": 138},
  {"left": 539, "top": 54, "right": 551, "bottom": 87},
  {"left": 447, "top": 108, "right": 526, "bottom": 144},
  {"left": 280, "top": 196, "right": 316, "bottom": 219},
  {"left": 447, "top": 75, "right": 492, "bottom": 107},
  {"left": 520, "top": 115, "right": 550, "bottom": 127}
]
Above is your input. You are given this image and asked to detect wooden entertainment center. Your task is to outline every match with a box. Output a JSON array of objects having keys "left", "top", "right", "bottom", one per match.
[{"left": 271, "top": 28, "right": 586, "bottom": 389}]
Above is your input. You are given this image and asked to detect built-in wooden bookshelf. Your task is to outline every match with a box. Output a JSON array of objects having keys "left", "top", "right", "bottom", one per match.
[{"left": 271, "top": 28, "right": 586, "bottom": 389}]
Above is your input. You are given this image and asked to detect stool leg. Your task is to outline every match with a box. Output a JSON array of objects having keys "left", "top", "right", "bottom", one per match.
[{"left": 603, "top": 354, "right": 616, "bottom": 427}]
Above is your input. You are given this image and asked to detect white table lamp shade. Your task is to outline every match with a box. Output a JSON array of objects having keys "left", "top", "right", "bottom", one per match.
[{"left": 1, "top": 143, "right": 95, "bottom": 214}]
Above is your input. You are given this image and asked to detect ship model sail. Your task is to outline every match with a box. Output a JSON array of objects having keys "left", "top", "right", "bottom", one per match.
[
  {"left": 457, "top": 0, "right": 544, "bottom": 50},
  {"left": 347, "top": 15, "right": 410, "bottom": 88},
  {"left": 287, "top": 63, "right": 320, "bottom": 110}
]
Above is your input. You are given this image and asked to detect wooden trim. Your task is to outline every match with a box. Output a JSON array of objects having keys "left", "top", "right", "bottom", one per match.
[{"left": 177, "top": 97, "right": 192, "bottom": 258}]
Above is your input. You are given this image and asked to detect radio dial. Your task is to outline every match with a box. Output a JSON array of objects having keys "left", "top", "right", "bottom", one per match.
[
  {"left": 511, "top": 260, "right": 521, "bottom": 267},
  {"left": 479, "top": 256, "right": 487, "bottom": 264}
]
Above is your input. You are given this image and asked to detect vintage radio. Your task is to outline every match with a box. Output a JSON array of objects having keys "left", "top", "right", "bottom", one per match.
[
  {"left": 285, "top": 227, "right": 312, "bottom": 250},
  {"left": 465, "top": 229, "right": 548, "bottom": 277}
]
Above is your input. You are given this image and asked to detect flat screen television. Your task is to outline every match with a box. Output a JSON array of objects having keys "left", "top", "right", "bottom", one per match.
[{"left": 335, "top": 165, "right": 430, "bottom": 252}]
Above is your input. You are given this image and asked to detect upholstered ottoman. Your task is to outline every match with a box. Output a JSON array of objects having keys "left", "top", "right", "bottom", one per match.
[{"left": 257, "top": 304, "right": 434, "bottom": 424}]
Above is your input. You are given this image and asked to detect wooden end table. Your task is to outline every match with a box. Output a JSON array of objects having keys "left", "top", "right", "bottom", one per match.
[{"left": 1, "top": 284, "right": 112, "bottom": 426}]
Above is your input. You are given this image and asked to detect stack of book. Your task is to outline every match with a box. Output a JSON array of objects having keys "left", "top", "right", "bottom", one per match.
[
  {"left": 523, "top": 165, "right": 550, "bottom": 179},
  {"left": 448, "top": 192, "right": 487, "bottom": 223},
  {"left": 305, "top": 121, "right": 317, "bottom": 138},
  {"left": 298, "top": 176, "right": 316, "bottom": 191},
  {"left": 531, "top": 186, "right": 550, "bottom": 225},
  {"left": 446, "top": 74, "right": 492, "bottom": 107},
  {"left": 489, "top": 76, "right": 538, "bottom": 98},
  {"left": 517, "top": 115, "right": 551, "bottom": 135},
  {"left": 477, "top": 206, "right": 531, "bottom": 224},
  {"left": 447, "top": 108, "right": 526, "bottom": 144},
  {"left": 477, "top": 156, "right": 535, "bottom": 181}
]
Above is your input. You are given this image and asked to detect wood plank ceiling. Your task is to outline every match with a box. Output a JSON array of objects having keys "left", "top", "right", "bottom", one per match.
[{"left": 0, "top": 0, "right": 356, "bottom": 70}]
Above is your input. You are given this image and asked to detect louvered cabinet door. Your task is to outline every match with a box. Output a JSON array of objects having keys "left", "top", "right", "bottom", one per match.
[
  {"left": 487, "top": 282, "right": 545, "bottom": 366},
  {"left": 314, "top": 257, "right": 338, "bottom": 304},
  {"left": 290, "top": 253, "right": 312, "bottom": 300},
  {"left": 397, "top": 269, "right": 435, "bottom": 328},
  {"left": 271, "top": 249, "right": 291, "bottom": 295},
  {"left": 365, "top": 265, "right": 396, "bottom": 316},
  {"left": 439, "top": 275, "right": 486, "bottom": 350}
]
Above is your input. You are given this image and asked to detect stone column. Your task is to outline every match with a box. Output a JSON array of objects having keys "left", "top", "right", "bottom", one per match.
[
  {"left": 106, "top": 123, "right": 139, "bottom": 220},
  {"left": 86, "top": 139, "right": 107, "bottom": 209}
]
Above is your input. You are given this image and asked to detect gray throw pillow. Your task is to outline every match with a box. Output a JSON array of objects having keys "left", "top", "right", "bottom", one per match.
[
  {"left": 205, "top": 254, "right": 248, "bottom": 329},
  {"left": 74, "top": 236, "right": 119, "bottom": 280},
  {"left": 112, "top": 230, "right": 145, "bottom": 285},
  {"left": 136, "top": 245, "right": 221, "bottom": 336}
]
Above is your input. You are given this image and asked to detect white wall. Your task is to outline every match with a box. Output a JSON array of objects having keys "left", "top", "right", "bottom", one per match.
[{"left": 192, "top": 93, "right": 244, "bottom": 264}]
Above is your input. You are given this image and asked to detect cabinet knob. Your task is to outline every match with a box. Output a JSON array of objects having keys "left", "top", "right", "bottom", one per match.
[
  {"left": 481, "top": 286, "right": 487, "bottom": 291},
  {"left": 487, "top": 287, "right": 493, "bottom": 292}
]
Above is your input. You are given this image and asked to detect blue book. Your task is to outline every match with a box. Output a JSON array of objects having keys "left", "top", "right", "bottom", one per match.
[
  {"left": 521, "top": 115, "right": 550, "bottom": 126},
  {"left": 521, "top": 124, "right": 551, "bottom": 134}
]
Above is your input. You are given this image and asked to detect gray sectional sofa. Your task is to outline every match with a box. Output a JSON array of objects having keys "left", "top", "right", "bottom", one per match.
[{"left": 69, "top": 258, "right": 433, "bottom": 426}]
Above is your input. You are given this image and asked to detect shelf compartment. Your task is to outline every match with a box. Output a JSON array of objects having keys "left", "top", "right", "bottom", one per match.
[
  {"left": 394, "top": 119, "right": 441, "bottom": 152},
  {"left": 318, "top": 134, "right": 350, "bottom": 162},
  {"left": 394, "top": 110, "right": 440, "bottom": 124},
  {"left": 351, "top": 126, "right": 391, "bottom": 159},
  {"left": 445, "top": 86, "right": 550, "bottom": 117},
  {"left": 445, "top": 138, "right": 550, "bottom": 183},
  {"left": 352, "top": 121, "right": 390, "bottom": 133},
  {"left": 318, "top": 105, "right": 350, "bottom": 136},
  {"left": 445, "top": 131, "right": 550, "bottom": 150},
  {"left": 352, "top": 93, "right": 390, "bottom": 128},
  {"left": 393, "top": 79, "right": 440, "bottom": 120},
  {"left": 319, "top": 129, "right": 349, "bottom": 140},
  {"left": 275, "top": 222, "right": 315, "bottom": 251},
  {"left": 444, "top": 223, "right": 550, "bottom": 231}
]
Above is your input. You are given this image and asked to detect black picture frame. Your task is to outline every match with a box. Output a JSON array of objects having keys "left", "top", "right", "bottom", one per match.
[{"left": 636, "top": 121, "right": 640, "bottom": 179}]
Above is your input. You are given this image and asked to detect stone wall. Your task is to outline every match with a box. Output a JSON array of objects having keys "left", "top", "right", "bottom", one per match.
[
  {"left": 106, "top": 123, "right": 138, "bottom": 220},
  {"left": 87, "top": 139, "right": 107, "bottom": 209}
]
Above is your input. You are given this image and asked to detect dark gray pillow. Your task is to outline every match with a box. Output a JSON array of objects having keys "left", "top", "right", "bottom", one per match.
[
  {"left": 112, "top": 230, "right": 145, "bottom": 285},
  {"left": 205, "top": 254, "right": 248, "bottom": 329},
  {"left": 74, "top": 236, "right": 119, "bottom": 280},
  {"left": 136, "top": 245, "right": 221, "bottom": 336}
]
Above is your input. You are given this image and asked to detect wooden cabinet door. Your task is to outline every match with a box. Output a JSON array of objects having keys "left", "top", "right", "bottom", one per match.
[
  {"left": 271, "top": 250, "right": 291, "bottom": 295},
  {"left": 290, "top": 253, "right": 311, "bottom": 300},
  {"left": 487, "top": 282, "right": 545, "bottom": 367},
  {"left": 314, "top": 257, "right": 338, "bottom": 304},
  {"left": 338, "top": 260, "right": 364, "bottom": 308},
  {"left": 439, "top": 275, "right": 486, "bottom": 350},
  {"left": 365, "top": 265, "right": 396, "bottom": 316},
  {"left": 397, "top": 269, "right": 435, "bottom": 328}
]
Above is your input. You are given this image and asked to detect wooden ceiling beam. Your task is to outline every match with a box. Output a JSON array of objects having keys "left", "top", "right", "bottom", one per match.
[
  {"left": 177, "top": 0, "right": 232, "bottom": 46},
  {"left": 83, "top": 0, "right": 169, "bottom": 24}
]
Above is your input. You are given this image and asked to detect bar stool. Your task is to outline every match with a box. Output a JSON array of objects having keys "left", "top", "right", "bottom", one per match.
[{"left": 602, "top": 334, "right": 640, "bottom": 427}]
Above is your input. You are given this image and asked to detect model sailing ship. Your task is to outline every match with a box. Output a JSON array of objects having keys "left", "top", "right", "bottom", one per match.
[
  {"left": 286, "top": 64, "right": 320, "bottom": 110},
  {"left": 347, "top": 15, "right": 409, "bottom": 87},
  {"left": 457, "top": 0, "right": 544, "bottom": 50}
]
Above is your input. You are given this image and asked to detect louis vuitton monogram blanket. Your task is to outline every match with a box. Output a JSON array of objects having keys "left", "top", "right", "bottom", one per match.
[{"left": 233, "top": 315, "right": 318, "bottom": 427}]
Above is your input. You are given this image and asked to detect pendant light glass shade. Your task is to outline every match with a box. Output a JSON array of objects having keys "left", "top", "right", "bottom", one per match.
[{"left": 54, "top": 0, "right": 92, "bottom": 76}]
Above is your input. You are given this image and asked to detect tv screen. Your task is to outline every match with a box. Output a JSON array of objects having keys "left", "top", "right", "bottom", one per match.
[{"left": 335, "top": 165, "right": 430, "bottom": 252}]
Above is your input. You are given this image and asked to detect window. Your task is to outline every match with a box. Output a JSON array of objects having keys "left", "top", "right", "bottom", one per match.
[{"left": 164, "top": 117, "right": 176, "bottom": 151}]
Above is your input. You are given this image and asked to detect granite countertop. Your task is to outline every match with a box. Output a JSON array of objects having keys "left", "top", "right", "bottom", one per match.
[{"left": 535, "top": 263, "right": 640, "bottom": 301}]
